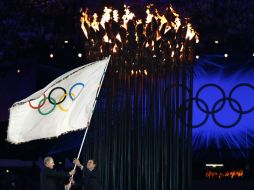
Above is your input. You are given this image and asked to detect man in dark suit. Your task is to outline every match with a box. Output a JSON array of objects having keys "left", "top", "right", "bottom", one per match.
[
  {"left": 73, "top": 159, "right": 100, "bottom": 190},
  {"left": 40, "top": 156, "right": 75, "bottom": 190}
]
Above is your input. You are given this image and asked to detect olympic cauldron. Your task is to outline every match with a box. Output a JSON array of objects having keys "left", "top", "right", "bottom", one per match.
[
  {"left": 80, "top": 4, "right": 198, "bottom": 73},
  {"left": 79, "top": 4, "right": 198, "bottom": 190}
]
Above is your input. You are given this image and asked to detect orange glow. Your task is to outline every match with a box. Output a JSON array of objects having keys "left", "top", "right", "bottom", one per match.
[
  {"left": 80, "top": 4, "right": 198, "bottom": 62},
  {"left": 206, "top": 170, "right": 244, "bottom": 179}
]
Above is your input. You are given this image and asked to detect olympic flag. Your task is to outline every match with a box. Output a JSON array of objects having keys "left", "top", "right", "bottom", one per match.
[{"left": 7, "top": 57, "right": 110, "bottom": 144}]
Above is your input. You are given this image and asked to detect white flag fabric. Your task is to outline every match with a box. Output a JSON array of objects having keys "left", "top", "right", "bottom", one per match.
[{"left": 7, "top": 57, "right": 110, "bottom": 144}]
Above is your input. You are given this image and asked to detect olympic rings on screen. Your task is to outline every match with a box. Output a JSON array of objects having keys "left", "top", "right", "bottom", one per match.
[
  {"left": 211, "top": 97, "right": 242, "bottom": 128},
  {"left": 196, "top": 84, "right": 226, "bottom": 114},
  {"left": 186, "top": 98, "right": 209, "bottom": 128},
  {"left": 191, "top": 83, "right": 253, "bottom": 128},
  {"left": 228, "top": 83, "right": 254, "bottom": 114},
  {"left": 29, "top": 82, "right": 85, "bottom": 115}
]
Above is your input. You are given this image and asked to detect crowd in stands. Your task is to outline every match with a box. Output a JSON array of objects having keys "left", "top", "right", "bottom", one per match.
[
  {"left": 183, "top": 0, "right": 254, "bottom": 52},
  {"left": 0, "top": 0, "right": 253, "bottom": 62},
  {"left": 0, "top": 0, "right": 82, "bottom": 62},
  {"left": 0, "top": 167, "right": 39, "bottom": 190}
]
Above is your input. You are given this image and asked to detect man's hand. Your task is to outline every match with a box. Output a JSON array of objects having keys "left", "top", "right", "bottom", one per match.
[
  {"left": 64, "top": 183, "right": 72, "bottom": 190},
  {"left": 69, "top": 169, "right": 75, "bottom": 176},
  {"left": 69, "top": 177, "right": 75, "bottom": 185},
  {"left": 67, "top": 177, "right": 75, "bottom": 185},
  {"left": 73, "top": 159, "right": 82, "bottom": 167}
]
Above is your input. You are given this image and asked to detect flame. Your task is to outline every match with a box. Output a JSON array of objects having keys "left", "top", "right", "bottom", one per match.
[
  {"left": 113, "top": 9, "right": 119, "bottom": 22},
  {"left": 169, "top": 5, "right": 179, "bottom": 17},
  {"left": 195, "top": 35, "right": 199, "bottom": 43},
  {"left": 116, "top": 33, "right": 121, "bottom": 42},
  {"left": 80, "top": 9, "right": 90, "bottom": 39},
  {"left": 81, "top": 9, "right": 90, "bottom": 26},
  {"left": 157, "top": 14, "right": 168, "bottom": 31},
  {"left": 122, "top": 5, "right": 135, "bottom": 29},
  {"left": 91, "top": 13, "right": 99, "bottom": 31},
  {"left": 180, "top": 44, "right": 184, "bottom": 52},
  {"left": 80, "top": 4, "right": 198, "bottom": 62},
  {"left": 171, "top": 51, "right": 174, "bottom": 58},
  {"left": 164, "top": 25, "right": 172, "bottom": 34},
  {"left": 100, "top": 7, "right": 112, "bottom": 29},
  {"left": 103, "top": 34, "right": 111, "bottom": 43},
  {"left": 135, "top": 33, "right": 138, "bottom": 42},
  {"left": 156, "top": 31, "right": 161, "bottom": 41},
  {"left": 172, "top": 17, "right": 181, "bottom": 31},
  {"left": 113, "top": 44, "right": 117, "bottom": 53},
  {"left": 81, "top": 18, "right": 88, "bottom": 39},
  {"left": 185, "top": 23, "right": 196, "bottom": 40},
  {"left": 136, "top": 19, "right": 142, "bottom": 25},
  {"left": 146, "top": 7, "right": 154, "bottom": 24}
]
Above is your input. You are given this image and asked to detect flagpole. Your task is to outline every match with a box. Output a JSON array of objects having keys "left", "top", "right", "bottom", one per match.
[{"left": 68, "top": 56, "right": 110, "bottom": 189}]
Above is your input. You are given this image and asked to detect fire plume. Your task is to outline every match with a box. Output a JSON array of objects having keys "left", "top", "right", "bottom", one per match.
[{"left": 80, "top": 4, "right": 199, "bottom": 71}]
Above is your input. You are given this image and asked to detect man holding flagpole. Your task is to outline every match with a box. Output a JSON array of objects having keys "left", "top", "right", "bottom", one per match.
[
  {"left": 40, "top": 156, "right": 75, "bottom": 190},
  {"left": 72, "top": 158, "right": 100, "bottom": 190}
]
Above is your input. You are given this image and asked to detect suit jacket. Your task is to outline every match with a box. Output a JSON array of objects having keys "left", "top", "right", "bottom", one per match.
[
  {"left": 40, "top": 167, "right": 70, "bottom": 190},
  {"left": 73, "top": 167, "right": 100, "bottom": 190},
  {"left": 83, "top": 167, "right": 100, "bottom": 190}
]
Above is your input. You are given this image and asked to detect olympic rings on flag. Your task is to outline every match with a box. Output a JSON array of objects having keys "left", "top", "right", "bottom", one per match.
[
  {"left": 48, "top": 87, "right": 67, "bottom": 105},
  {"left": 58, "top": 93, "right": 76, "bottom": 112},
  {"left": 69, "top": 83, "right": 84, "bottom": 100},
  {"left": 38, "top": 97, "right": 57, "bottom": 115},
  {"left": 29, "top": 82, "right": 85, "bottom": 115},
  {"left": 29, "top": 94, "right": 47, "bottom": 109}
]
